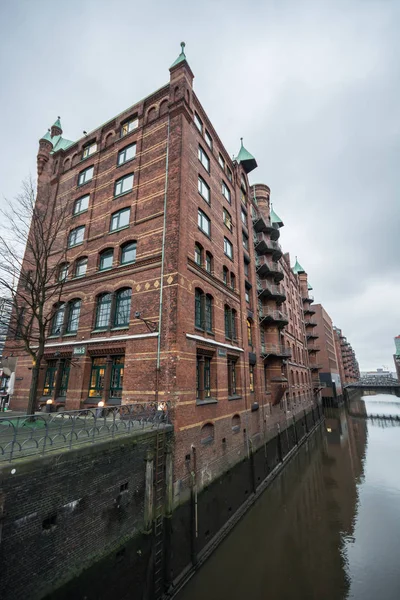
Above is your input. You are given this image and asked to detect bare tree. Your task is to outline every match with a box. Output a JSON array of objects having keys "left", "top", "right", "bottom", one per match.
[{"left": 0, "top": 176, "right": 70, "bottom": 415}]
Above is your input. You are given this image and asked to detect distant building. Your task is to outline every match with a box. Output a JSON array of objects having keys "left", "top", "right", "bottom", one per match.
[
  {"left": 333, "top": 327, "right": 360, "bottom": 384},
  {"left": 394, "top": 336, "right": 400, "bottom": 381},
  {"left": 313, "top": 304, "right": 343, "bottom": 404},
  {"left": 0, "top": 298, "right": 11, "bottom": 357}
]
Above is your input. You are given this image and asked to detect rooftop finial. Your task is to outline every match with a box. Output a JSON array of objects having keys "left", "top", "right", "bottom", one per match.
[
  {"left": 170, "top": 41, "right": 189, "bottom": 69},
  {"left": 180, "top": 41, "right": 186, "bottom": 53},
  {"left": 240, "top": 137, "right": 243, "bottom": 146}
]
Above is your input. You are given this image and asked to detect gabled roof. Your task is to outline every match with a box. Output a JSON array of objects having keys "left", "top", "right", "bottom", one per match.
[
  {"left": 51, "top": 135, "right": 75, "bottom": 153},
  {"left": 235, "top": 138, "right": 257, "bottom": 174}
]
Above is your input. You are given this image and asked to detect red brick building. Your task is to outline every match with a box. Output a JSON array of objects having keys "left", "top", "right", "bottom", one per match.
[
  {"left": 333, "top": 327, "right": 360, "bottom": 384},
  {"left": 6, "top": 44, "right": 321, "bottom": 492}
]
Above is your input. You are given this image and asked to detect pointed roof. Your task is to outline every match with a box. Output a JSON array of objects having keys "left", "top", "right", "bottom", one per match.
[
  {"left": 40, "top": 130, "right": 53, "bottom": 144},
  {"left": 170, "top": 41, "right": 188, "bottom": 68},
  {"left": 52, "top": 117, "right": 62, "bottom": 130},
  {"left": 270, "top": 205, "right": 284, "bottom": 228},
  {"left": 308, "top": 282, "right": 313, "bottom": 291},
  {"left": 236, "top": 138, "right": 257, "bottom": 173},
  {"left": 292, "top": 257, "right": 306, "bottom": 275}
]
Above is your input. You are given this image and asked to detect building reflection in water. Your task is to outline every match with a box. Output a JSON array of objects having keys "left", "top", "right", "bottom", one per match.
[{"left": 177, "top": 406, "right": 369, "bottom": 600}]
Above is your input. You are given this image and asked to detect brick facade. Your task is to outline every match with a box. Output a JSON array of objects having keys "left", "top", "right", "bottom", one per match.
[{"left": 5, "top": 47, "right": 321, "bottom": 489}]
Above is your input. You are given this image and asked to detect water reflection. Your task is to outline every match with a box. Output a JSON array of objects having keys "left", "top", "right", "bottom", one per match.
[{"left": 176, "top": 392, "right": 400, "bottom": 600}]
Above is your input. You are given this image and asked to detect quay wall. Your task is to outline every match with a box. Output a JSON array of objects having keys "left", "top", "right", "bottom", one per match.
[{"left": 0, "top": 406, "right": 323, "bottom": 600}]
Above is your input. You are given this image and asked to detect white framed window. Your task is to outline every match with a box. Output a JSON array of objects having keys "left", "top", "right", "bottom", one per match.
[
  {"left": 75, "top": 257, "right": 88, "bottom": 277},
  {"left": 78, "top": 166, "right": 94, "bottom": 186},
  {"left": 110, "top": 208, "right": 130, "bottom": 232},
  {"left": 227, "top": 167, "right": 233, "bottom": 182},
  {"left": 241, "top": 208, "right": 247, "bottom": 225},
  {"left": 224, "top": 237, "right": 233, "bottom": 260},
  {"left": 222, "top": 181, "right": 231, "bottom": 203},
  {"left": 73, "top": 194, "right": 89, "bottom": 215},
  {"left": 194, "top": 112, "right": 203, "bottom": 133},
  {"left": 68, "top": 226, "right": 85, "bottom": 248},
  {"left": 198, "top": 146, "right": 210, "bottom": 172},
  {"left": 198, "top": 209, "right": 211, "bottom": 237},
  {"left": 118, "top": 143, "right": 136, "bottom": 166},
  {"left": 218, "top": 153, "right": 225, "bottom": 170},
  {"left": 121, "top": 118, "right": 138, "bottom": 137},
  {"left": 198, "top": 176, "right": 210, "bottom": 203},
  {"left": 204, "top": 130, "right": 212, "bottom": 149},
  {"left": 82, "top": 143, "right": 97, "bottom": 159},
  {"left": 242, "top": 232, "right": 249, "bottom": 251},
  {"left": 114, "top": 173, "right": 134, "bottom": 197}
]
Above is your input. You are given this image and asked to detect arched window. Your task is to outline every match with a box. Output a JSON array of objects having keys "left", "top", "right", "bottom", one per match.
[
  {"left": 74, "top": 257, "right": 88, "bottom": 278},
  {"left": 95, "top": 293, "right": 112, "bottom": 329},
  {"left": 247, "top": 319, "right": 253, "bottom": 346},
  {"left": 66, "top": 299, "right": 81, "bottom": 333},
  {"left": 121, "top": 241, "right": 137, "bottom": 265},
  {"left": 200, "top": 422, "right": 215, "bottom": 445},
  {"left": 232, "top": 414, "right": 241, "bottom": 433},
  {"left": 205, "top": 251, "right": 213, "bottom": 273},
  {"left": 195, "top": 288, "right": 203, "bottom": 329},
  {"left": 205, "top": 294, "right": 213, "bottom": 332},
  {"left": 58, "top": 263, "right": 69, "bottom": 282},
  {"left": 99, "top": 249, "right": 113, "bottom": 271},
  {"left": 51, "top": 303, "right": 65, "bottom": 336},
  {"left": 225, "top": 306, "right": 237, "bottom": 340},
  {"left": 223, "top": 266, "right": 229, "bottom": 285},
  {"left": 114, "top": 288, "right": 132, "bottom": 327},
  {"left": 194, "top": 289, "right": 213, "bottom": 333},
  {"left": 230, "top": 272, "right": 236, "bottom": 290},
  {"left": 194, "top": 243, "right": 203, "bottom": 266}
]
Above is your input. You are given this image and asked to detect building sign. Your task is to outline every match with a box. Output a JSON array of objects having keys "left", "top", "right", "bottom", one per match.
[
  {"left": 73, "top": 346, "right": 86, "bottom": 356},
  {"left": 218, "top": 348, "right": 227, "bottom": 357}
]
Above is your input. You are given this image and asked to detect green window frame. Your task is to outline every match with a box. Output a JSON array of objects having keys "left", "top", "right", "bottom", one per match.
[
  {"left": 59, "top": 361, "right": 70, "bottom": 397},
  {"left": 121, "top": 242, "right": 136, "bottom": 265},
  {"left": 95, "top": 293, "right": 112, "bottom": 329},
  {"left": 89, "top": 357, "right": 107, "bottom": 398},
  {"left": 51, "top": 303, "right": 65, "bottom": 336},
  {"left": 66, "top": 299, "right": 81, "bottom": 333},
  {"left": 114, "top": 288, "right": 132, "bottom": 327},
  {"left": 99, "top": 249, "right": 113, "bottom": 271},
  {"left": 43, "top": 361, "right": 57, "bottom": 396},
  {"left": 110, "top": 208, "right": 130, "bottom": 232},
  {"left": 110, "top": 356, "right": 124, "bottom": 398},
  {"left": 118, "top": 143, "right": 136, "bottom": 166}
]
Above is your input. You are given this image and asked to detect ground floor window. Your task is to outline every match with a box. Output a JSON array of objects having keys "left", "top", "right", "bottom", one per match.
[
  {"left": 89, "top": 355, "right": 125, "bottom": 400},
  {"left": 59, "top": 361, "right": 70, "bottom": 397},
  {"left": 110, "top": 356, "right": 124, "bottom": 398},
  {"left": 43, "top": 361, "right": 57, "bottom": 396},
  {"left": 89, "top": 358, "right": 107, "bottom": 398},
  {"left": 196, "top": 354, "right": 212, "bottom": 401}
]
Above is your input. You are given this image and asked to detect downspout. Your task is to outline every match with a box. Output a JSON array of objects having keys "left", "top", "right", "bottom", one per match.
[{"left": 155, "top": 116, "right": 170, "bottom": 403}]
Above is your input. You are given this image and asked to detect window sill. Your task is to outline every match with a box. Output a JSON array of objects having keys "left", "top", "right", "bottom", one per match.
[
  {"left": 63, "top": 332, "right": 77, "bottom": 337},
  {"left": 77, "top": 180, "right": 93, "bottom": 188},
  {"left": 198, "top": 226, "right": 211, "bottom": 239},
  {"left": 99, "top": 266, "right": 113, "bottom": 273},
  {"left": 73, "top": 274, "right": 86, "bottom": 280},
  {"left": 118, "top": 260, "right": 136, "bottom": 268},
  {"left": 228, "top": 395, "right": 242, "bottom": 401},
  {"left": 113, "top": 190, "right": 133, "bottom": 200},
  {"left": 195, "top": 327, "right": 214, "bottom": 336},
  {"left": 68, "top": 242, "right": 84, "bottom": 250},
  {"left": 73, "top": 209, "right": 88, "bottom": 218},
  {"left": 48, "top": 335, "right": 61, "bottom": 339},
  {"left": 108, "top": 225, "right": 129, "bottom": 235},
  {"left": 91, "top": 328, "right": 108, "bottom": 334},
  {"left": 224, "top": 252, "right": 234, "bottom": 262},
  {"left": 196, "top": 398, "right": 217, "bottom": 406},
  {"left": 111, "top": 326, "right": 129, "bottom": 331},
  {"left": 80, "top": 153, "right": 98, "bottom": 164},
  {"left": 117, "top": 157, "right": 135, "bottom": 169}
]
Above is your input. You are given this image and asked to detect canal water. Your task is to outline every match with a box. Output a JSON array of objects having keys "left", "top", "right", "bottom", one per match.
[{"left": 176, "top": 392, "right": 400, "bottom": 600}]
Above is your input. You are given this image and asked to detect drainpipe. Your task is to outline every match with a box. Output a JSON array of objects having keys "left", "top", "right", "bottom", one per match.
[{"left": 155, "top": 116, "right": 170, "bottom": 404}]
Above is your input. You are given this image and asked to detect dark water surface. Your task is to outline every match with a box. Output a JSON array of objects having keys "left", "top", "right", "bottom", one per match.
[{"left": 176, "top": 393, "right": 400, "bottom": 600}]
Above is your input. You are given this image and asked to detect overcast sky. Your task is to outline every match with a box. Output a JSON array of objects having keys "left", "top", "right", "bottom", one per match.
[{"left": 0, "top": 0, "right": 398, "bottom": 371}]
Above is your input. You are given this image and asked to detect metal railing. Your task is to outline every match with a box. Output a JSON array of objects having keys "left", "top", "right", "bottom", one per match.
[
  {"left": 256, "top": 255, "right": 284, "bottom": 277},
  {"left": 0, "top": 402, "right": 170, "bottom": 463},
  {"left": 257, "top": 279, "right": 286, "bottom": 298},
  {"left": 259, "top": 308, "right": 289, "bottom": 322},
  {"left": 304, "top": 319, "right": 317, "bottom": 327},
  {"left": 302, "top": 294, "right": 314, "bottom": 302},
  {"left": 261, "top": 344, "right": 292, "bottom": 357},
  {"left": 307, "top": 343, "right": 321, "bottom": 352},
  {"left": 254, "top": 233, "right": 282, "bottom": 254}
]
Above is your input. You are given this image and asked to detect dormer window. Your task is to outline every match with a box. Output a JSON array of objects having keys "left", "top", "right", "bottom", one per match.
[
  {"left": 121, "top": 117, "right": 139, "bottom": 137},
  {"left": 82, "top": 142, "right": 97, "bottom": 159}
]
